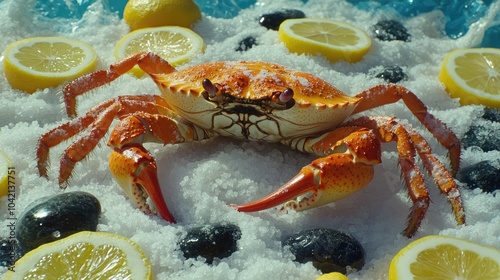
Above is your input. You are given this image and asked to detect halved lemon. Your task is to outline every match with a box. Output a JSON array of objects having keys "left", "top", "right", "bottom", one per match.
[
  {"left": 439, "top": 48, "right": 500, "bottom": 108},
  {"left": 389, "top": 235, "right": 500, "bottom": 280},
  {"left": 4, "top": 231, "right": 152, "bottom": 279},
  {"left": 114, "top": 26, "right": 205, "bottom": 77},
  {"left": 3, "top": 37, "right": 97, "bottom": 93},
  {"left": 0, "top": 149, "right": 13, "bottom": 198},
  {"left": 278, "top": 18, "right": 372, "bottom": 63},
  {"left": 124, "top": 0, "right": 201, "bottom": 31}
]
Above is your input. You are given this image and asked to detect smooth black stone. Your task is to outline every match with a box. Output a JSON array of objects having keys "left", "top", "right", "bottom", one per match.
[
  {"left": 16, "top": 191, "right": 101, "bottom": 252},
  {"left": 457, "top": 160, "right": 500, "bottom": 193},
  {"left": 283, "top": 228, "right": 365, "bottom": 274},
  {"left": 375, "top": 66, "right": 408, "bottom": 83},
  {"left": 373, "top": 20, "right": 411, "bottom": 42},
  {"left": 259, "top": 9, "right": 305, "bottom": 30},
  {"left": 236, "top": 36, "right": 257, "bottom": 52},
  {"left": 179, "top": 224, "right": 241, "bottom": 264},
  {"left": 462, "top": 125, "right": 500, "bottom": 152}
]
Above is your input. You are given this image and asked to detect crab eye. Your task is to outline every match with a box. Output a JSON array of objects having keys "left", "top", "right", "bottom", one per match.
[
  {"left": 202, "top": 79, "right": 218, "bottom": 97},
  {"left": 279, "top": 88, "right": 294, "bottom": 103}
]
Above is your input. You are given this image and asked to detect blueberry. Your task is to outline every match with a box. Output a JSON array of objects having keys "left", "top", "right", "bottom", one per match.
[
  {"left": 482, "top": 108, "right": 500, "bottom": 122},
  {"left": 259, "top": 9, "right": 306, "bottom": 30},
  {"left": 1, "top": 239, "right": 24, "bottom": 268},
  {"left": 179, "top": 223, "right": 241, "bottom": 264},
  {"left": 16, "top": 191, "right": 101, "bottom": 252},
  {"left": 283, "top": 228, "right": 365, "bottom": 274},
  {"left": 373, "top": 20, "right": 411, "bottom": 42},
  {"left": 457, "top": 160, "right": 500, "bottom": 193},
  {"left": 375, "top": 66, "right": 408, "bottom": 83},
  {"left": 461, "top": 125, "right": 500, "bottom": 152},
  {"left": 236, "top": 36, "right": 257, "bottom": 52}
]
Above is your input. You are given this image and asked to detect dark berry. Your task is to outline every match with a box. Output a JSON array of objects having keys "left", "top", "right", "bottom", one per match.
[
  {"left": 236, "top": 36, "right": 257, "bottom": 52},
  {"left": 259, "top": 9, "right": 305, "bottom": 30},
  {"left": 283, "top": 228, "right": 365, "bottom": 274},
  {"left": 373, "top": 20, "right": 411, "bottom": 42},
  {"left": 483, "top": 108, "right": 500, "bottom": 122},
  {"left": 179, "top": 224, "right": 241, "bottom": 264},
  {"left": 457, "top": 160, "right": 500, "bottom": 193},
  {"left": 461, "top": 125, "right": 500, "bottom": 152},
  {"left": 16, "top": 191, "right": 101, "bottom": 252},
  {"left": 375, "top": 66, "right": 408, "bottom": 83}
]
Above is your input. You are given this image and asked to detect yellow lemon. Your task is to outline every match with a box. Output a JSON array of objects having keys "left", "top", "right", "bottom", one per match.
[
  {"left": 4, "top": 231, "right": 152, "bottom": 279},
  {"left": 315, "top": 272, "right": 350, "bottom": 280},
  {"left": 3, "top": 37, "right": 97, "bottom": 93},
  {"left": 439, "top": 48, "right": 500, "bottom": 108},
  {"left": 114, "top": 26, "right": 205, "bottom": 77},
  {"left": 279, "top": 18, "right": 372, "bottom": 63},
  {"left": 0, "top": 149, "right": 13, "bottom": 198},
  {"left": 124, "top": 0, "right": 202, "bottom": 31},
  {"left": 389, "top": 235, "right": 500, "bottom": 280}
]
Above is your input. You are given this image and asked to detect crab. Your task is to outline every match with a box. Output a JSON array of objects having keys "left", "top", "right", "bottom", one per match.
[{"left": 36, "top": 52, "right": 465, "bottom": 237}]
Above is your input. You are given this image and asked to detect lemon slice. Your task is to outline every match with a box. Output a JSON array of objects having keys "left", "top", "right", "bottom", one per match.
[
  {"left": 0, "top": 149, "right": 13, "bottom": 198},
  {"left": 278, "top": 18, "right": 372, "bottom": 63},
  {"left": 439, "top": 48, "right": 500, "bottom": 108},
  {"left": 389, "top": 235, "right": 500, "bottom": 280},
  {"left": 4, "top": 231, "right": 152, "bottom": 279},
  {"left": 3, "top": 37, "right": 97, "bottom": 93},
  {"left": 114, "top": 26, "right": 205, "bottom": 77}
]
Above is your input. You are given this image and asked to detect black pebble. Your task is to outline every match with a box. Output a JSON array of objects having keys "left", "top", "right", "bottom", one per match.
[
  {"left": 259, "top": 9, "right": 306, "bottom": 30},
  {"left": 179, "top": 223, "right": 241, "bottom": 264},
  {"left": 236, "top": 36, "right": 257, "bottom": 52},
  {"left": 457, "top": 160, "right": 500, "bottom": 193},
  {"left": 375, "top": 66, "right": 408, "bottom": 83},
  {"left": 16, "top": 191, "right": 101, "bottom": 252},
  {"left": 461, "top": 125, "right": 500, "bottom": 152},
  {"left": 283, "top": 228, "right": 365, "bottom": 274},
  {"left": 373, "top": 20, "right": 411, "bottom": 42}
]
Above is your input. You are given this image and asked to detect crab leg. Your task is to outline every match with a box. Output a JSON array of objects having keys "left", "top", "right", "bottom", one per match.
[
  {"left": 233, "top": 127, "right": 381, "bottom": 212},
  {"left": 107, "top": 113, "right": 210, "bottom": 223},
  {"left": 233, "top": 114, "right": 463, "bottom": 237},
  {"left": 351, "top": 84, "right": 461, "bottom": 175},
  {"left": 346, "top": 116, "right": 466, "bottom": 231},
  {"left": 63, "top": 52, "right": 176, "bottom": 117}
]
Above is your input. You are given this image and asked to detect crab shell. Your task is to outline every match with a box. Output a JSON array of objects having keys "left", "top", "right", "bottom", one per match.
[{"left": 152, "top": 61, "right": 360, "bottom": 141}]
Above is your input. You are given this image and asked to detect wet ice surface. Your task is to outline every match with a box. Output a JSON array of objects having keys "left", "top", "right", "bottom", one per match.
[{"left": 1, "top": 0, "right": 500, "bottom": 279}]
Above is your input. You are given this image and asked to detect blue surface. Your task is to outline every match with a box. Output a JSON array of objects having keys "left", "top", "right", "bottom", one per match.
[
  {"left": 33, "top": 0, "right": 499, "bottom": 46},
  {"left": 346, "top": 0, "right": 493, "bottom": 39}
]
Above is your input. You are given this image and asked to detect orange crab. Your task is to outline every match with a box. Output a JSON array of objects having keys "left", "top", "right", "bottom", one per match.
[{"left": 37, "top": 52, "right": 465, "bottom": 237}]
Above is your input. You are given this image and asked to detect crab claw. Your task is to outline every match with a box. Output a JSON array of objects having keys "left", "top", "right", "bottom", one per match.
[
  {"left": 232, "top": 153, "right": 375, "bottom": 212},
  {"left": 108, "top": 144, "right": 176, "bottom": 223}
]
